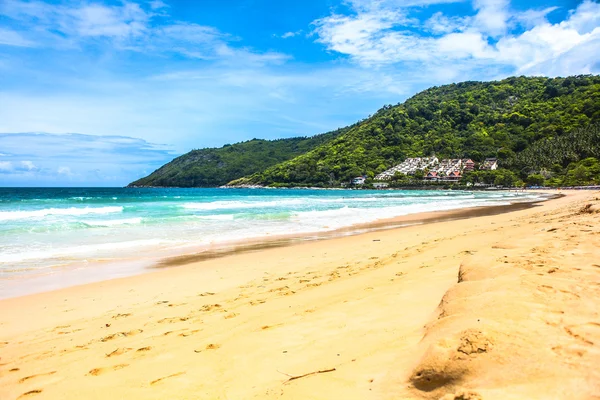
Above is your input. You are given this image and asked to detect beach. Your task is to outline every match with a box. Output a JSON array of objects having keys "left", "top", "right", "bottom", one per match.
[{"left": 1, "top": 190, "right": 599, "bottom": 399}]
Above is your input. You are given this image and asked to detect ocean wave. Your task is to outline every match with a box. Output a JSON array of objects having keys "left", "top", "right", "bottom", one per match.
[
  {"left": 82, "top": 217, "right": 142, "bottom": 227},
  {"left": 0, "top": 206, "right": 124, "bottom": 221},
  {"left": 0, "top": 238, "right": 168, "bottom": 263},
  {"left": 290, "top": 198, "right": 513, "bottom": 228},
  {"left": 180, "top": 199, "right": 305, "bottom": 210},
  {"left": 195, "top": 214, "right": 235, "bottom": 221}
]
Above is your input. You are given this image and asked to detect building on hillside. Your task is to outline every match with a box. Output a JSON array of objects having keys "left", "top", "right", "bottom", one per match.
[
  {"left": 480, "top": 158, "right": 498, "bottom": 170},
  {"left": 374, "top": 157, "right": 439, "bottom": 180},
  {"left": 351, "top": 176, "right": 366, "bottom": 185},
  {"left": 446, "top": 171, "right": 462, "bottom": 181},
  {"left": 425, "top": 171, "right": 439, "bottom": 181},
  {"left": 433, "top": 159, "right": 462, "bottom": 176},
  {"left": 462, "top": 159, "right": 475, "bottom": 172}
]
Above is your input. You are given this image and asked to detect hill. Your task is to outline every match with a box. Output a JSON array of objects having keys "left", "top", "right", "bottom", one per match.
[
  {"left": 230, "top": 75, "right": 600, "bottom": 187},
  {"left": 127, "top": 127, "right": 350, "bottom": 187}
]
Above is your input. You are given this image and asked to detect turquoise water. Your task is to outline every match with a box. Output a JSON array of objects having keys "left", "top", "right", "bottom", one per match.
[{"left": 0, "top": 187, "right": 542, "bottom": 298}]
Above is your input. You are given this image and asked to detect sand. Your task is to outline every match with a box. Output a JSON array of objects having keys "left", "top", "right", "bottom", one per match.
[{"left": 1, "top": 190, "right": 599, "bottom": 400}]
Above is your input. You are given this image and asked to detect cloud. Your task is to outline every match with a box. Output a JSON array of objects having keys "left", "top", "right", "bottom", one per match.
[
  {"left": 0, "top": 132, "right": 177, "bottom": 186},
  {"left": 312, "top": 0, "right": 600, "bottom": 77},
  {"left": 513, "top": 6, "right": 559, "bottom": 29},
  {"left": 0, "top": 161, "right": 13, "bottom": 172},
  {"left": 57, "top": 166, "right": 73, "bottom": 175},
  {"left": 149, "top": 0, "right": 168, "bottom": 10},
  {"left": 473, "top": 0, "right": 510, "bottom": 36},
  {"left": 424, "top": 12, "right": 471, "bottom": 34},
  {"left": 0, "top": 27, "right": 36, "bottom": 47},
  {"left": 0, "top": 0, "right": 285, "bottom": 64},
  {"left": 279, "top": 30, "right": 303, "bottom": 39},
  {"left": 20, "top": 161, "right": 38, "bottom": 171}
]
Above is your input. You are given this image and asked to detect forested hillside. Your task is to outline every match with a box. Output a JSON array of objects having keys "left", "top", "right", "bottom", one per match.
[
  {"left": 230, "top": 75, "right": 600, "bottom": 187},
  {"left": 128, "top": 127, "right": 350, "bottom": 187}
]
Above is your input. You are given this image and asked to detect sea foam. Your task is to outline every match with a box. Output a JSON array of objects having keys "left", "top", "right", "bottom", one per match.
[{"left": 0, "top": 206, "right": 123, "bottom": 221}]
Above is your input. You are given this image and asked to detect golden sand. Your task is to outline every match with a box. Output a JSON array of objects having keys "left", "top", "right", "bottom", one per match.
[{"left": 1, "top": 190, "right": 599, "bottom": 399}]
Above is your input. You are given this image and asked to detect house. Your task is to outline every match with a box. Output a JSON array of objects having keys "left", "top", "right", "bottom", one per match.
[
  {"left": 462, "top": 159, "right": 475, "bottom": 172},
  {"left": 425, "top": 171, "right": 439, "bottom": 181},
  {"left": 480, "top": 158, "right": 498, "bottom": 170},
  {"left": 446, "top": 171, "right": 462, "bottom": 181},
  {"left": 351, "top": 176, "right": 366, "bottom": 185},
  {"left": 374, "top": 156, "right": 439, "bottom": 180}
]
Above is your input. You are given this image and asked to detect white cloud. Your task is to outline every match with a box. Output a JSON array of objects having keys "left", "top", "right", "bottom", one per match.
[
  {"left": 0, "top": 133, "right": 176, "bottom": 185},
  {"left": 496, "top": 1, "right": 600, "bottom": 74},
  {"left": 20, "top": 161, "right": 37, "bottom": 171},
  {"left": 347, "top": 0, "right": 465, "bottom": 12},
  {"left": 0, "top": 0, "right": 285, "bottom": 63},
  {"left": 424, "top": 12, "right": 471, "bottom": 34},
  {"left": 313, "top": 8, "right": 425, "bottom": 65},
  {"left": 0, "top": 27, "right": 36, "bottom": 47},
  {"left": 149, "top": 0, "right": 168, "bottom": 10},
  {"left": 0, "top": 161, "right": 13, "bottom": 172},
  {"left": 312, "top": 0, "right": 600, "bottom": 77},
  {"left": 566, "top": 0, "right": 600, "bottom": 34},
  {"left": 280, "top": 30, "right": 303, "bottom": 39},
  {"left": 513, "top": 7, "right": 559, "bottom": 29},
  {"left": 68, "top": 2, "right": 148, "bottom": 39},
  {"left": 473, "top": 0, "right": 510, "bottom": 36},
  {"left": 57, "top": 166, "right": 73, "bottom": 175},
  {"left": 437, "top": 31, "right": 495, "bottom": 59}
]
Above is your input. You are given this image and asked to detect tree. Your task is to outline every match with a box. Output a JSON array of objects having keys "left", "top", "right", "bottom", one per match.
[{"left": 526, "top": 174, "right": 545, "bottom": 186}]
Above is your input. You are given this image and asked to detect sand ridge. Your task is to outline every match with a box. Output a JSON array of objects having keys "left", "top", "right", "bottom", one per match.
[{"left": 0, "top": 190, "right": 598, "bottom": 399}]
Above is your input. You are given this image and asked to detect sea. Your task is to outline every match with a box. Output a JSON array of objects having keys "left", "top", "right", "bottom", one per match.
[{"left": 0, "top": 187, "right": 544, "bottom": 299}]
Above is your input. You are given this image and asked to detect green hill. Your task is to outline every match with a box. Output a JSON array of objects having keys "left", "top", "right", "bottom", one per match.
[
  {"left": 127, "top": 127, "right": 350, "bottom": 187},
  {"left": 230, "top": 75, "right": 600, "bottom": 187}
]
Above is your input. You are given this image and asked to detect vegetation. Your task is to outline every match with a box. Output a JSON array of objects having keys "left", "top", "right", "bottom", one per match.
[
  {"left": 128, "top": 127, "right": 350, "bottom": 187},
  {"left": 526, "top": 157, "right": 600, "bottom": 187},
  {"left": 230, "top": 75, "right": 600, "bottom": 187},
  {"left": 509, "top": 124, "right": 600, "bottom": 173},
  {"left": 129, "top": 75, "right": 600, "bottom": 188}
]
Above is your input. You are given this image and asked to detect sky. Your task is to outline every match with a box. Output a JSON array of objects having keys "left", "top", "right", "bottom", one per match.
[{"left": 0, "top": 0, "right": 599, "bottom": 186}]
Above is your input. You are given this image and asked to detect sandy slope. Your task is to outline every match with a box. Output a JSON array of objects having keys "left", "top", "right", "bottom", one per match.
[{"left": 0, "top": 191, "right": 598, "bottom": 400}]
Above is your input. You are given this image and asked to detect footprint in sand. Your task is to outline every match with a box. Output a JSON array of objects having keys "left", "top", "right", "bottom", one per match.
[
  {"left": 18, "top": 371, "right": 57, "bottom": 384},
  {"left": 150, "top": 372, "right": 185, "bottom": 385},
  {"left": 200, "top": 304, "right": 222, "bottom": 312},
  {"left": 158, "top": 316, "right": 189, "bottom": 324},
  {"left": 17, "top": 389, "right": 43, "bottom": 398},
  {"left": 100, "top": 329, "right": 143, "bottom": 342},
  {"left": 88, "top": 364, "right": 129, "bottom": 376},
  {"left": 106, "top": 348, "right": 133, "bottom": 358},
  {"left": 194, "top": 343, "right": 220, "bottom": 353}
]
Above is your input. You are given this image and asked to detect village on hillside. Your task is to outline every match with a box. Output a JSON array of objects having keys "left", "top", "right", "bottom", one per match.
[{"left": 351, "top": 157, "right": 499, "bottom": 186}]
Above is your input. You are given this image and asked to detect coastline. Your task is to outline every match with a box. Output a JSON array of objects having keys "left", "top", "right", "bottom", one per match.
[
  {"left": 154, "top": 194, "right": 555, "bottom": 269},
  {"left": 0, "top": 191, "right": 552, "bottom": 299},
  {"left": 1, "top": 190, "right": 598, "bottom": 399}
]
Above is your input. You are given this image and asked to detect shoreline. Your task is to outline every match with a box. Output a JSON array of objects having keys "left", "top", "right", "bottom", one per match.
[
  {"left": 154, "top": 194, "right": 556, "bottom": 269},
  {"left": 0, "top": 190, "right": 598, "bottom": 399},
  {"left": 0, "top": 192, "right": 553, "bottom": 300}
]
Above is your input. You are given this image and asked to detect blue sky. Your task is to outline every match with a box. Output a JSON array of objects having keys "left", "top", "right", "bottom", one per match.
[{"left": 0, "top": 0, "right": 599, "bottom": 186}]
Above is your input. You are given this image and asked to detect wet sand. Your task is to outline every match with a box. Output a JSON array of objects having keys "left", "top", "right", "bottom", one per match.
[
  {"left": 155, "top": 196, "right": 554, "bottom": 269},
  {"left": 0, "top": 190, "right": 598, "bottom": 399}
]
